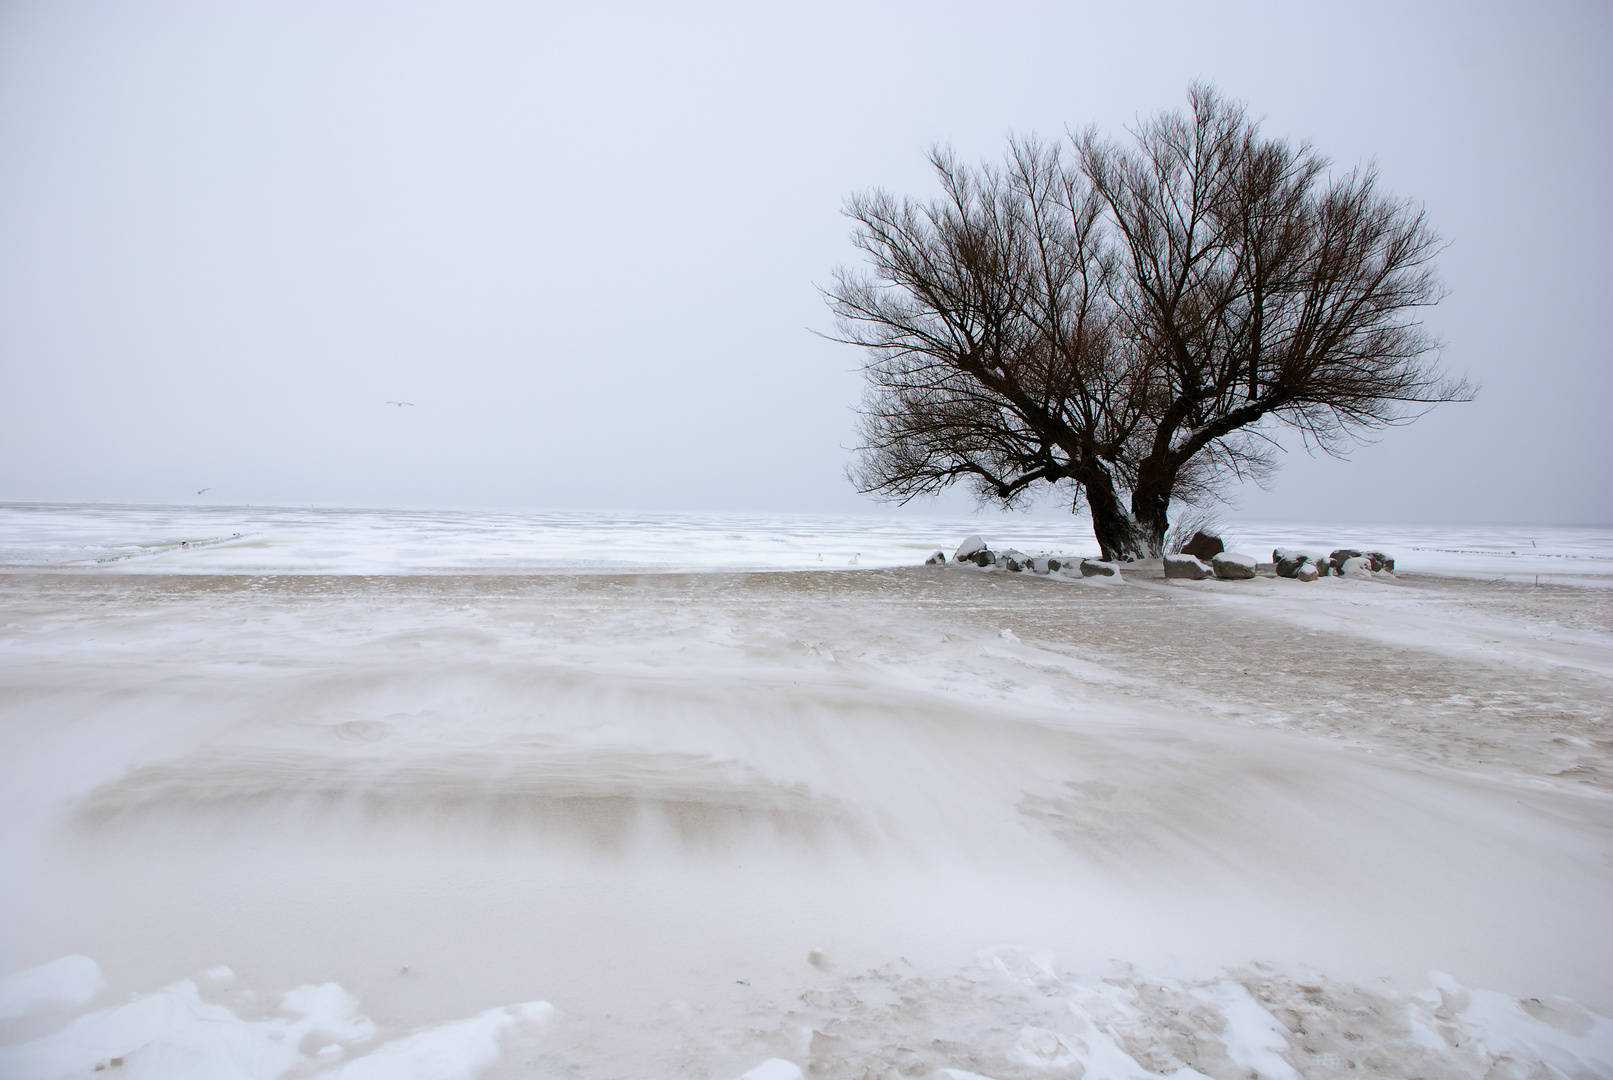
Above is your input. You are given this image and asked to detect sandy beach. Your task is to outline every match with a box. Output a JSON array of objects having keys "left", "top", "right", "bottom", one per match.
[{"left": 1, "top": 556, "right": 1609, "bottom": 1078}]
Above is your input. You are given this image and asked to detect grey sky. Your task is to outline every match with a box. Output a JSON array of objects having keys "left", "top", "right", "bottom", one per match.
[{"left": 1, "top": 0, "right": 1608, "bottom": 522}]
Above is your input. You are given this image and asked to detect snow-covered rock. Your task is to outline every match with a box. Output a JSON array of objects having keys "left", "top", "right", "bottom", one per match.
[
  {"left": 971, "top": 549, "right": 996, "bottom": 567},
  {"left": 1164, "top": 554, "right": 1212, "bottom": 580},
  {"left": 1212, "top": 552, "right": 1258, "bottom": 580},
  {"left": 924, "top": 551, "right": 947, "bottom": 566},
  {"left": 1339, "top": 555, "right": 1374, "bottom": 579},
  {"left": 1080, "top": 559, "right": 1122, "bottom": 578},
  {"left": 1327, "top": 548, "right": 1395, "bottom": 575},
  {"left": 1001, "top": 549, "right": 1028, "bottom": 572},
  {"left": 1274, "top": 549, "right": 1325, "bottom": 580},
  {"left": 1327, "top": 548, "right": 1364, "bottom": 576},
  {"left": 1295, "top": 561, "right": 1321, "bottom": 582},
  {"left": 954, "top": 535, "right": 986, "bottom": 562}
]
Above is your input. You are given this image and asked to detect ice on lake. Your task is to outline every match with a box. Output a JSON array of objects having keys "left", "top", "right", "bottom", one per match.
[{"left": 2, "top": 502, "right": 1609, "bottom": 582}]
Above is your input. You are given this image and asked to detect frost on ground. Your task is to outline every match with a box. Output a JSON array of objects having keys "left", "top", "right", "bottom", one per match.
[{"left": 0, "top": 566, "right": 1609, "bottom": 1078}]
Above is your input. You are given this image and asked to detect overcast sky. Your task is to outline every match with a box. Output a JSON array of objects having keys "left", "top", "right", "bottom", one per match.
[{"left": 1, "top": 0, "right": 1608, "bottom": 523}]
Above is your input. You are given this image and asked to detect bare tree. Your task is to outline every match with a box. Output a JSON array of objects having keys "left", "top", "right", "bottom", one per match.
[{"left": 829, "top": 85, "right": 1473, "bottom": 560}]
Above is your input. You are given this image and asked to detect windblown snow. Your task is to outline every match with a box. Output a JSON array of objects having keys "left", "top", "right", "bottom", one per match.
[{"left": 1, "top": 507, "right": 1609, "bottom": 1079}]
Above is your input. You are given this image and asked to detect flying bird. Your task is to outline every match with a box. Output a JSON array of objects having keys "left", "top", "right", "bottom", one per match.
[
  {"left": 197, "top": 488, "right": 211, "bottom": 495},
  {"left": 386, "top": 401, "right": 415, "bottom": 407}
]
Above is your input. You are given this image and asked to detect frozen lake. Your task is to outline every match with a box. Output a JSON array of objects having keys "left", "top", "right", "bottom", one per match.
[{"left": 2, "top": 502, "right": 1610, "bottom": 582}]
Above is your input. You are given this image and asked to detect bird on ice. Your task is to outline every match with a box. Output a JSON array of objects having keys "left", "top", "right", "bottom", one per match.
[{"left": 386, "top": 401, "right": 415, "bottom": 407}]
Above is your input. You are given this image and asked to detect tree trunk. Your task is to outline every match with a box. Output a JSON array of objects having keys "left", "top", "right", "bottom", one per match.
[
  {"left": 1127, "top": 463, "right": 1174, "bottom": 560},
  {"left": 1082, "top": 475, "right": 1157, "bottom": 562},
  {"left": 1083, "top": 463, "right": 1173, "bottom": 562}
]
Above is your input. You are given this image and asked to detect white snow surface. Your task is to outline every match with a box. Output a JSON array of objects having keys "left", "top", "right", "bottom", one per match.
[{"left": 2, "top": 506, "right": 1611, "bottom": 1077}]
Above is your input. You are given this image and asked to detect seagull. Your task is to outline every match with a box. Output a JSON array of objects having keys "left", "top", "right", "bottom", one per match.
[
  {"left": 386, "top": 401, "right": 415, "bottom": 407},
  {"left": 197, "top": 488, "right": 211, "bottom": 495}
]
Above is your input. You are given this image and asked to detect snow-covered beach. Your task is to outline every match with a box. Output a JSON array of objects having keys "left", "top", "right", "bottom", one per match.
[{"left": 1, "top": 506, "right": 1609, "bottom": 1079}]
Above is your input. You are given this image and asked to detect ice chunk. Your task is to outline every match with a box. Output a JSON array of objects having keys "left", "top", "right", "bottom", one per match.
[
  {"left": 0, "top": 978, "right": 298, "bottom": 1080},
  {"left": 0, "top": 955, "right": 102, "bottom": 1020},
  {"left": 0, "top": 970, "right": 545, "bottom": 1080},
  {"left": 737, "top": 1060, "right": 804, "bottom": 1080}
]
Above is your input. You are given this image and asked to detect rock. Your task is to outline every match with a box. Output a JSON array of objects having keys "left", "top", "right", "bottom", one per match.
[
  {"left": 1339, "top": 555, "right": 1374, "bottom": 579},
  {"left": 1079, "top": 559, "right": 1121, "bottom": 578},
  {"left": 1274, "top": 548, "right": 1327, "bottom": 579},
  {"left": 1001, "top": 549, "right": 1027, "bottom": 572},
  {"left": 1211, "top": 551, "right": 1257, "bottom": 580},
  {"left": 1004, "top": 556, "right": 1023, "bottom": 572},
  {"left": 1180, "top": 531, "right": 1225, "bottom": 561},
  {"left": 1327, "top": 548, "right": 1394, "bottom": 575},
  {"left": 1328, "top": 548, "right": 1364, "bottom": 576},
  {"left": 1046, "top": 558, "right": 1061, "bottom": 573},
  {"left": 924, "top": 550, "right": 947, "bottom": 565},
  {"left": 971, "top": 549, "right": 996, "bottom": 567},
  {"left": 1164, "top": 554, "right": 1212, "bottom": 580},
  {"left": 1294, "top": 561, "right": 1321, "bottom": 582},
  {"left": 954, "top": 535, "right": 986, "bottom": 562}
]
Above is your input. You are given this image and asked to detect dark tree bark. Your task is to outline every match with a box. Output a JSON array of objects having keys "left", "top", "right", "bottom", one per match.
[{"left": 828, "top": 85, "right": 1473, "bottom": 561}]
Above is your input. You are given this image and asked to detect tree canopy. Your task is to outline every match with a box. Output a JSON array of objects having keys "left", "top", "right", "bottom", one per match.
[{"left": 828, "top": 84, "right": 1472, "bottom": 560}]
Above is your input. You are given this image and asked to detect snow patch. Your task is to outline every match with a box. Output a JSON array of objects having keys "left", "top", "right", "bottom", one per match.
[
  {"left": 1190, "top": 980, "right": 1297, "bottom": 1080},
  {"left": 0, "top": 955, "right": 102, "bottom": 1021},
  {"left": 0, "top": 965, "right": 549, "bottom": 1080},
  {"left": 736, "top": 1059, "right": 803, "bottom": 1080}
]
